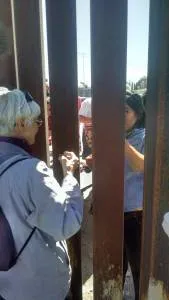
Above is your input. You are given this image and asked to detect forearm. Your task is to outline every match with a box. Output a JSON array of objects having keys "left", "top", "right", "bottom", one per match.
[
  {"left": 86, "top": 154, "right": 93, "bottom": 169},
  {"left": 125, "top": 140, "right": 144, "bottom": 172}
]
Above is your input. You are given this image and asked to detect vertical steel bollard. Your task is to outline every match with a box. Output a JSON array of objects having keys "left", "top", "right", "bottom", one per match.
[
  {"left": 91, "top": 1, "right": 127, "bottom": 299},
  {"left": 0, "top": 0, "right": 16, "bottom": 88},
  {"left": 46, "top": 1, "right": 81, "bottom": 299},
  {"left": 13, "top": 0, "right": 48, "bottom": 162},
  {"left": 140, "top": 1, "right": 169, "bottom": 299}
]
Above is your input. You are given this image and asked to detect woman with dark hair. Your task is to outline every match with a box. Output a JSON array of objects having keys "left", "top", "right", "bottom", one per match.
[
  {"left": 79, "top": 93, "right": 145, "bottom": 299},
  {"left": 123, "top": 93, "right": 145, "bottom": 299}
]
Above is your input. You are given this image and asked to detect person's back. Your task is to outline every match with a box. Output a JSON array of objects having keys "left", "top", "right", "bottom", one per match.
[{"left": 0, "top": 88, "right": 83, "bottom": 300}]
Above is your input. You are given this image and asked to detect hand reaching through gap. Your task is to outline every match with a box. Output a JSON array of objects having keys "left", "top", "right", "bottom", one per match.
[{"left": 59, "top": 151, "right": 79, "bottom": 176}]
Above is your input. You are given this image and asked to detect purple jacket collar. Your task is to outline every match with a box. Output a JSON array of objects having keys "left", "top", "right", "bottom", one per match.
[{"left": 0, "top": 137, "right": 32, "bottom": 154}]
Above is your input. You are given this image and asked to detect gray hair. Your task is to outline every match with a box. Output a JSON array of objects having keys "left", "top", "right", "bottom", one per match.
[{"left": 0, "top": 88, "right": 41, "bottom": 136}]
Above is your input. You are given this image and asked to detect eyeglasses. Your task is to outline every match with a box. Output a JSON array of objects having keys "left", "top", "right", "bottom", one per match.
[
  {"left": 23, "top": 90, "right": 36, "bottom": 103},
  {"left": 34, "top": 119, "right": 43, "bottom": 127}
]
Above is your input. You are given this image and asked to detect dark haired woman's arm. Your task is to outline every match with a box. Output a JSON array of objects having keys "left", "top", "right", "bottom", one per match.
[{"left": 125, "top": 140, "right": 144, "bottom": 172}]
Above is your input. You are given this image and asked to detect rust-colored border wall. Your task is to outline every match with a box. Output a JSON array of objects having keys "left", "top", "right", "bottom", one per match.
[
  {"left": 0, "top": 0, "right": 16, "bottom": 88},
  {"left": 13, "top": 0, "right": 48, "bottom": 162},
  {"left": 46, "top": 1, "right": 81, "bottom": 299},
  {"left": 140, "top": 1, "right": 169, "bottom": 299},
  {"left": 91, "top": 1, "right": 127, "bottom": 299}
]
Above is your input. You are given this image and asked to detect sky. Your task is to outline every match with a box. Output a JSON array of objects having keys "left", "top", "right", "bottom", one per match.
[
  {"left": 43, "top": 0, "right": 150, "bottom": 86},
  {"left": 127, "top": 0, "right": 150, "bottom": 83}
]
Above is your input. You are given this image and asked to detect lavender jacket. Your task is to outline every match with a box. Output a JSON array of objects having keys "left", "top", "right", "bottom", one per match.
[{"left": 0, "top": 142, "right": 83, "bottom": 300}]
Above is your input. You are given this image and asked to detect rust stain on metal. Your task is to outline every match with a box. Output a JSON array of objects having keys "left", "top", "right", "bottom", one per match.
[
  {"left": 147, "top": 278, "right": 169, "bottom": 300},
  {"left": 102, "top": 275, "right": 122, "bottom": 300}
]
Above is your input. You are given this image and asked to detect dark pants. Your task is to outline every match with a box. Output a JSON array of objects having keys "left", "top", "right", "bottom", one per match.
[
  {"left": 0, "top": 296, "right": 5, "bottom": 300},
  {"left": 123, "top": 211, "right": 142, "bottom": 300}
]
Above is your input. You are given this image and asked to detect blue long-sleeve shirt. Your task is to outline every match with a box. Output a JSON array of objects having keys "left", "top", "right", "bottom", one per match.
[{"left": 124, "top": 128, "right": 145, "bottom": 212}]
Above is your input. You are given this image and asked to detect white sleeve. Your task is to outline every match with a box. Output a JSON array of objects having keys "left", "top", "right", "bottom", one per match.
[
  {"left": 79, "top": 98, "right": 91, "bottom": 118},
  {"left": 27, "top": 160, "right": 83, "bottom": 241}
]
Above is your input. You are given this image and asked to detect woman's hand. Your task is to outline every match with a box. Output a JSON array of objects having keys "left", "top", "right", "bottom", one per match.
[
  {"left": 80, "top": 158, "right": 87, "bottom": 172},
  {"left": 85, "top": 154, "right": 93, "bottom": 169},
  {"left": 59, "top": 151, "right": 79, "bottom": 176},
  {"left": 79, "top": 155, "right": 93, "bottom": 172}
]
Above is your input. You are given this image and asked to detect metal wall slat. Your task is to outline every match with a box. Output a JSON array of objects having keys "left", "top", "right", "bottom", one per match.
[
  {"left": 45, "top": 1, "right": 81, "bottom": 299},
  {"left": 140, "top": 1, "right": 169, "bottom": 299},
  {"left": 13, "top": 0, "right": 48, "bottom": 162},
  {"left": 91, "top": 1, "right": 127, "bottom": 299},
  {"left": 0, "top": 0, "right": 16, "bottom": 88}
]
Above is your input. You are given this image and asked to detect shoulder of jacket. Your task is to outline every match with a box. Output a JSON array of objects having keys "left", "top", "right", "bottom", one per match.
[{"left": 26, "top": 158, "right": 53, "bottom": 178}]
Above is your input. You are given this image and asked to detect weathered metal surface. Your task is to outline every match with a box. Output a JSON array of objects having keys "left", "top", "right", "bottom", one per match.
[
  {"left": 91, "top": 1, "right": 127, "bottom": 299},
  {"left": 140, "top": 1, "right": 169, "bottom": 299},
  {"left": 45, "top": 1, "right": 81, "bottom": 299},
  {"left": 0, "top": 0, "right": 16, "bottom": 88},
  {"left": 13, "top": 0, "right": 48, "bottom": 162}
]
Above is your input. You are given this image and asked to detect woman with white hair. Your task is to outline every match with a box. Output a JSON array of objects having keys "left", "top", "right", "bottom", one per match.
[
  {"left": 0, "top": 88, "right": 83, "bottom": 300},
  {"left": 79, "top": 97, "right": 92, "bottom": 159}
]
